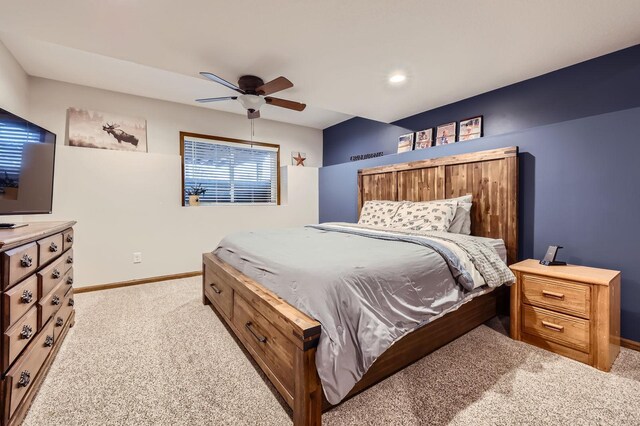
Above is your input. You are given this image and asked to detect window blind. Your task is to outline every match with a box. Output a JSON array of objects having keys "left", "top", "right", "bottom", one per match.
[{"left": 183, "top": 136, "right": 279, "bottom": 205}]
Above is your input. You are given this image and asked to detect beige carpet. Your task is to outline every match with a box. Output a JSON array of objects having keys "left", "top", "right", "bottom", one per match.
[{"left": 23, "top": 277, "right": 640, "bottom": 426}]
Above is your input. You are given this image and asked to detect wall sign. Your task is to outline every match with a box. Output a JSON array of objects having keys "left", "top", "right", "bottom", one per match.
[{"left": 349, "top": 151, "right": 384, "bottom": 161}]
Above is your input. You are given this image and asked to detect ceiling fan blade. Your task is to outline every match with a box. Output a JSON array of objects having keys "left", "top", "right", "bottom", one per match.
[
  {"left": 247, "top": 109, "right": 260, "bottom": 119},
  {"left": 199, "top": 72, "right": 245, "bottom": 94},
  {"left": 256, "top": 76, "right": 293, "bottom": 96},
  {"left": 195, "top": 96, "right": 238, "bottom": 103},
  {"left": 265, "top": 97, "right": 306, "bottom": 111}
]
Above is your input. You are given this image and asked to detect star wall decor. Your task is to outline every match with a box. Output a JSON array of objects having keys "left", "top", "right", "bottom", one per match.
[{"left": 291, "top": 151, "right": 307, "bottom": 166}]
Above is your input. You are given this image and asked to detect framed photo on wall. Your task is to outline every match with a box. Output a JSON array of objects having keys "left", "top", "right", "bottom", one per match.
[
  {"left": 459, "top": 116, "right": 483, "bottom": 141},
  {"left": 67, "top": 107, "right": 148, "bottom": 152},
  {"left": 415, "top": 128, "right": 433, "bottom": 149},
  {"left": 435, "top": 122, "right": 456, "bottom": 145},
  {"left": 397, "top": 133, "right": 415, "bottom": 153}
]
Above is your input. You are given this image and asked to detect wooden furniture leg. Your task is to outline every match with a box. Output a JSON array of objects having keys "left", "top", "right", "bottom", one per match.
[{"left": 294, "top": 347, "right": 322, "bottom": 426}]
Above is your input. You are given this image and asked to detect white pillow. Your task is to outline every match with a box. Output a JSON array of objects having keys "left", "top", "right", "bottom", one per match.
[
  {"left": 448, "top": 195, "right": 473, "bottom": 234},
  {"left": 358, "top": 200, "right": 403, "bottom": 227},
  {"left": 459, "top": 202, "right": 472, "bottom": 235},
  {"left": 390, "top": 201, "right": 457, "bottom": 232}
]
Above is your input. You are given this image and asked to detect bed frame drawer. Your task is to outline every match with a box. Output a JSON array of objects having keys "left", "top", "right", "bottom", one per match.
[
  {"left": 522, "top": 304, "right": 590, "bottom": 353},
  {"left": 232, "top": 294, "right": 296, "bottom": 395},
  {"left": 203, "top": 267, "right": 233, "bottom": 319},
  {"left": 522, "top": 274, "right": 590, "bottom": 319}
]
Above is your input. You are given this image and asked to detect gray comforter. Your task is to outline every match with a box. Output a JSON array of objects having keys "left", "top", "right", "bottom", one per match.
[{"left": 213, "top": 223, "right": 514, "bottom": 404}]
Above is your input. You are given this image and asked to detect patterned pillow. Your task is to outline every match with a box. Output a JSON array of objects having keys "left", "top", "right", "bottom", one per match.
[
  {"left": 390, "top": 201, "right": 457, "bottom": 232},
  {"left": 358, "top": 200, "right": 403, "bottom": 227}
]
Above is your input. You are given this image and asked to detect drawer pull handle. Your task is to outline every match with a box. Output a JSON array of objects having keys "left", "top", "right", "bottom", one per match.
[
  {"left": 52, "top": 269, "right": 61, "bottom": 279},
  {"left": 20, "top": 254, "right": 33, "bottom": 268},
  {"left": 69, "top": 299, "right": 75, "bottom": 307},
  {"left": 44, "top": 335, "right": 54, "bottom": 347},
  {"left": 67, "top": 276, "right": 74, "bottom": 285},
  {"left": 541, "top": 320, "right": 564, "bottom": 332},
  {"left": 49, "top": 242, "right": 58, "bottom": 253},
  {"left": 67, "top": 255, "right": 73, "bottom": 264},
  {"left": 245, "top": 322, "right": 267, "bottom": 344},
  {"left": 21, "top": 289, "right": 33, "bottom": 304},
  {"left": 18, "top": 371, "right": 31, "bottom": 388},
  {"left": 56, "top": 317, "right": 64, "bottom": 327},
  {"left": 20, "top": 324, "right": 33, "bottom": 340},
  {"left": 66, "top": 235, "right": 73, "bottom": 243},
  {"left": 210, "top": 284, "right": 222, "bottom": 294},
  {"left": 542, "top": 290, "right": 565, "bottom": 300},
  {"left": 52, "top": 295, "right": 60, "bottom": 305}
]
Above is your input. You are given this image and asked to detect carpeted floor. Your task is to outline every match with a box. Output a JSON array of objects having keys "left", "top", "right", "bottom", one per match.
[{"left": 23, "top": 277, "right": 640, "bottom": 425}]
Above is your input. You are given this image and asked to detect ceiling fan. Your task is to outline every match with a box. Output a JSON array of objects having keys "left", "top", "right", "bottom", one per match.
[{"left": 196, "top": 72, "right": 306, "bottom": 119}]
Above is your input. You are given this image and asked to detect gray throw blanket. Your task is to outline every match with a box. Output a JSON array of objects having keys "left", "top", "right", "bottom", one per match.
[{"left": 214, "top": 223, "right": 514, "bottom": 404}]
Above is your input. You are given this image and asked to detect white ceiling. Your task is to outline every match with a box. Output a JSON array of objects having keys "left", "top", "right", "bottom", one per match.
[{"left": 1, "top": 0, "right": 639, "bottom": 129}]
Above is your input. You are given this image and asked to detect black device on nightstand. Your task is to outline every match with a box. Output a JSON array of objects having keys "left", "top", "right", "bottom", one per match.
[{"left": 540, "top": 245, "right": 567, "bottom": 266}]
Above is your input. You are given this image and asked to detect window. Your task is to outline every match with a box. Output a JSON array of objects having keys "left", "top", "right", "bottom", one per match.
[{"left": 180, "top": 132, "right": 280, "bottom": 205}]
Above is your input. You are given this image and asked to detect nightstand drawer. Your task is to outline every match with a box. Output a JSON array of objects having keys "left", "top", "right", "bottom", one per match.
[
  {"left": 522, "top": 274, "right": 591, "bottom": 319},
  {"left": 522, "top": 305, "right": 590, "bottom": 353}
]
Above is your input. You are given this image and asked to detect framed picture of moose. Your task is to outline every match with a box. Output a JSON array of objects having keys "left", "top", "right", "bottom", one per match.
[{"left": 67, "top": 107, "right": 148, "bottom": 152}]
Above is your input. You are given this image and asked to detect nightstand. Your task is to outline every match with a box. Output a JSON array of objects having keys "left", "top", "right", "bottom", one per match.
[{"left": 509, "top": 259, "right": 621, "bottom": 371}]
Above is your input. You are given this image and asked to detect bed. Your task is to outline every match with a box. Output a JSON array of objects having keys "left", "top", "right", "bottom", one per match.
[{"left": 202, "top": 146, "right": 518, "bottom": 425}]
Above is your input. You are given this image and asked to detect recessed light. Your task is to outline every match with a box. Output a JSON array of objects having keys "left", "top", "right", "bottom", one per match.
[{"left": 389, "top": 73, "right": 407, "bottom": 84}]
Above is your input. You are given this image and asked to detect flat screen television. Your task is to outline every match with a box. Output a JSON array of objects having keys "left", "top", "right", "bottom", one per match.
[{"left": 0, "top": 108, "right": 56, "bottom": 215}]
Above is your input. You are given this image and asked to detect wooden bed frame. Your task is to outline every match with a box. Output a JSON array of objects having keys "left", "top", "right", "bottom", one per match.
[{"left": 202, "top": 146, "right": 518, "bottom": 425}]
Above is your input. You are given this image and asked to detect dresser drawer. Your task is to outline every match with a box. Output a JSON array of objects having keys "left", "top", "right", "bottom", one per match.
[
  {"left": 53, "top": 288, "right": 74, "bottom": 341},
  {"left": 522, "top": 305, "right": 590, "bottom": 353},
  {"left": 3, "top": 306, "right": 38, "bottom": 370},
  {"left": 36, "top": 233, "right": 64, "bottom": 266},
  {"left": 3, "top": 275, "right": 38, "bottom": 331},
  {"left": 232, "top": 295, "right": 295, "bottom": 395},
  {"left": 62, "top": 228, "right": 74, "bottom": 251},
  {"left": 38, "top": 280, "right": 66, "bottom": 329},
  {"left": 522, "top": 274, "right": 591, "bottom": 319},
  {"left": 1, "top": 243, "right": 38, "bottom": 290},
  {"left": 62, "top": 267, "right": 74, "bottom": 292},
  {"left": 204, "top": 268, "right": 233, "bottom": 319},
  {"left": 37, "top": 249, "right": 73, "bottom": 298},
  {"left": 5, "top": 319, "right": 54, "bottom": 418}
]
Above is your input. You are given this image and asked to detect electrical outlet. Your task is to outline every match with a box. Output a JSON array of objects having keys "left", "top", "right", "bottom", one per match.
[{"left": 133, "top": 252, "right": 142, "bottom": 264}]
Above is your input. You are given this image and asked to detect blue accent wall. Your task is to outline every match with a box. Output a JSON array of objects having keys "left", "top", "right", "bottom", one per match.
[
  {"left": 320, "top": 107, "right": 640, "bottom": 341},
  {"left": 323, "top": 118, "right": 411, "bottom": 166},
  {"left": 323, "top": 44, "right": 640, "bottom": 166},
  {"left": 319, "top": 44, "right": 640, "bottom": 342}
]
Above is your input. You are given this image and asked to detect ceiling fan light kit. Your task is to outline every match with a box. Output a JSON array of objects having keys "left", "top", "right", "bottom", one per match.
[
  {"left": 197, "top": 72, "right": 306, "bottom": 119},
  {"left": 238, "top": 94, "right": 266, "bottom": 111}
]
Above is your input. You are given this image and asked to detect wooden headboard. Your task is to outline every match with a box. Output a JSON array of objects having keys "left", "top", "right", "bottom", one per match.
[{"left": 357, "top": 146, "right": 518, "bottom": 264}]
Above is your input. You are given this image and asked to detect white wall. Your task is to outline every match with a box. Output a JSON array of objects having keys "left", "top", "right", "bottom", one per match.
[
  {"left": 0, "top": 40, "right": 29, "bottom": 116},
  {"left": 6, "top": 77, "right": 321, "bottom": 287}
]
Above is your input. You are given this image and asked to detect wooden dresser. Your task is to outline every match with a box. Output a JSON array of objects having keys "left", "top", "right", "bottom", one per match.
[
  {"left": 0, "top": 222, "right": 76, "bottom": 425},
  {"left": 510, "top": 259, "right": 620, "bottom": 371}
]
